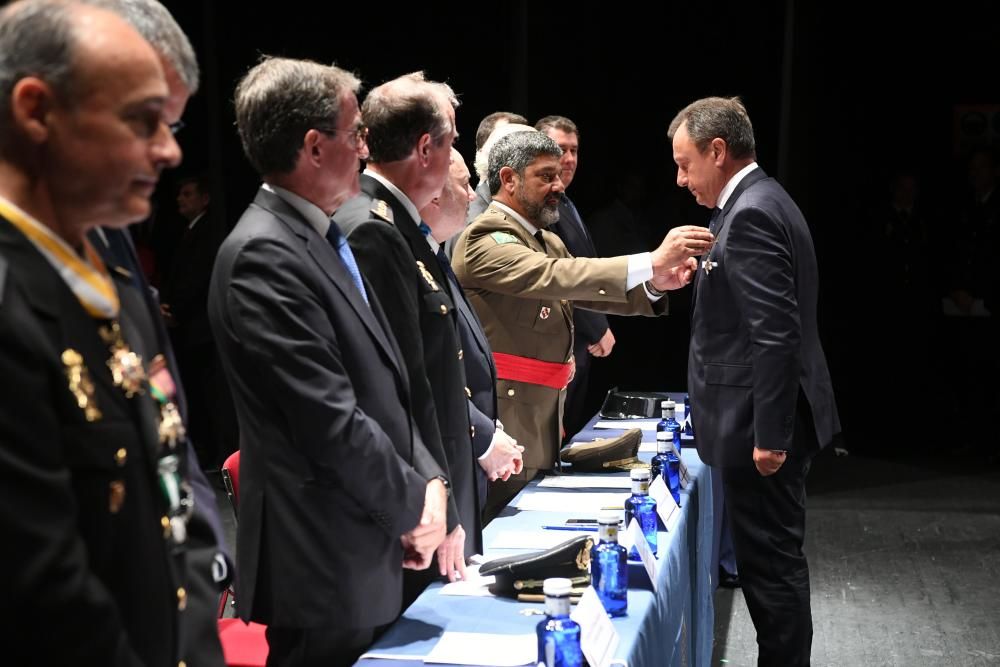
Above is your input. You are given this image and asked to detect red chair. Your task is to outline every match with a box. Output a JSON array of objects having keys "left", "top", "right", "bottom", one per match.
[{"left": 216, "top": 450, "right": 267, "bottom": 667}]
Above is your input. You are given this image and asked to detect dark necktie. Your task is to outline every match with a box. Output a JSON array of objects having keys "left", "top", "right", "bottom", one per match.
[
  {"left": 708, "top": 207, "right": 722, "bottom": 234},
  {"left": 534, "top": 229, "right": 547, "bottom": 252},
  {"left": 436, "top": 245, "right": 463, "bottom": 301},
  {"left": 325, "top": 223, "right": 369, "bottom": 305}
]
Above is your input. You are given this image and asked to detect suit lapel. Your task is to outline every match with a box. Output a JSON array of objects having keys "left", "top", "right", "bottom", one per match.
[{"left": 253, "top": 188, "right": 406, "bottom": 380}]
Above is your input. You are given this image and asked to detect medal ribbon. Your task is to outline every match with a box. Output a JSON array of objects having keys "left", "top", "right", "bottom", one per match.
[{"left": 0, "top": 196, "right": 119, "bottom": 318}]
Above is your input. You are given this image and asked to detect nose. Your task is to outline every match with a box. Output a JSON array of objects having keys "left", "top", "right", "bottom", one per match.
[
  {"left": 553, "top": 175, "right": 565, "bottom": 193},
  {"left": 676, "top": 171, "right": 686, "bottom": 188},
  {"left": 154, "top": 122, "right": 182, "bottom": 169}
]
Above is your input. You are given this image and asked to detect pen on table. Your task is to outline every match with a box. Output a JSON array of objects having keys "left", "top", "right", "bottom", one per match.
[{"left": 541, "top": 525, "right": 598, "bottom": 532}]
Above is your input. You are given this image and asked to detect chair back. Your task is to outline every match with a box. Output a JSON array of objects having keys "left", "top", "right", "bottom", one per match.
[{"left": 221, "top": 450, "right": 241, "bottom": 519}]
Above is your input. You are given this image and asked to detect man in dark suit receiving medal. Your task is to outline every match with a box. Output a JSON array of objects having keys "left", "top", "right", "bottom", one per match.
[
  {"left": 671, "top": 96, "right": 841, "bottom": 666},
  {"left": 0, "top": 1, "right": 221, "bottom": 664}
]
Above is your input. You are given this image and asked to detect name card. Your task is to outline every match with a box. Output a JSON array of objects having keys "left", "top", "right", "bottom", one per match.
[
  {"left": 649, "top": 475, "right": 680, "bottom": 531},
  {"left": 626, "top": 518, "right": 658, "bottom": 592},
  {"left": 570, "top": 586, "right": 621, "bottom": 667}
]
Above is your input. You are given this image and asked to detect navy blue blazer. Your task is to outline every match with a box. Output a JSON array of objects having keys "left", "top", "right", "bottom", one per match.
[{"left": 688, "top": 168, "right": 840, "bottom": 467}]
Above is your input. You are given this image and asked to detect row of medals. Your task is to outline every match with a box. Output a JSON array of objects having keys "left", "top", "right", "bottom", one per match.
[{"left": 62, "top": 320, "right": 191, "bottom": 544}]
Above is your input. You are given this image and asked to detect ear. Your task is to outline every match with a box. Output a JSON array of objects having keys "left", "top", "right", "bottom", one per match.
[
  {"left": 710, "top": 137, "right": 727, "bottom": 166},
  {"left": 499, "top": 165, "right": 517, "bottom": 192},
  {"left": 417, "top": 132, "right": 433, "bottom": 166},
  {"left": 11, "top": 77, "right": 55, "bottom": 144},
  {"left": 303, "top": 128, "right": 324, "bottom": 167}
]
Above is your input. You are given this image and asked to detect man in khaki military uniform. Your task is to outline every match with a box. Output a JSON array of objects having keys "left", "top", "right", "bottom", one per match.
[{"left": 452, "top": 130, "right": 713, "bottom": 507}]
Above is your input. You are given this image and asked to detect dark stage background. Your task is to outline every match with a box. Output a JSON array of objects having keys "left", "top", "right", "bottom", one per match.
[{"left": 157, "top": 0, "right": 1000, "bottom": 457}]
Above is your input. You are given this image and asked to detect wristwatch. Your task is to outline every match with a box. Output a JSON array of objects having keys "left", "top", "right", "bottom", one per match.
[{"left": 644, "top": 279, "right": 667, "bottom": 297}]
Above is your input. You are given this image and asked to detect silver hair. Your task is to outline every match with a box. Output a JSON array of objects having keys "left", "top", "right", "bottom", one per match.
[
  {"left": 84, "top": 0, "right": 199, "bottom": 93},
  {"left": 486, "top": 130, "right": 561, "bottom": 196},
  {"left": 473, "top": 123, "right": 535, "bottom": 183}
]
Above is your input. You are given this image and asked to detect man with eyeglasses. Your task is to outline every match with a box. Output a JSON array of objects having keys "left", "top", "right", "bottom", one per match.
[
  {"left": 210, "top": 57, "right": 448, "bottom": 666},
  {"left": 334, "top": 72, "right": 484, "bottom": 599}
]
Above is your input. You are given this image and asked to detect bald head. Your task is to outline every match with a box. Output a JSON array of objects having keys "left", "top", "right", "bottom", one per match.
[{"left": 421, "top": 147, "right": 474, "bottom": 241}]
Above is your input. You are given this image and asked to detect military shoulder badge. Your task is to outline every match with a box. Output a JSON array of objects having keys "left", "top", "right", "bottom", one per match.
[
  {"left": 370, "top": 199, "right": 393, "bottom": 224},
  {"left": 490, "top": 231, "right": 521, "bottom": 245}
]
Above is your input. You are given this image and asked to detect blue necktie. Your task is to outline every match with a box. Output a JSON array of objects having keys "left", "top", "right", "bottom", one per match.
[
  {"left": 418, "top": 221, "right": 432, "bottom": 236},
  {"left": 325, "top": 223, "right": 369, "bottom": 305}
]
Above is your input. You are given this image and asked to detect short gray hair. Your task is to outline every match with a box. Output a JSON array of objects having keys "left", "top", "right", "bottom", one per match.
[
  {"left": 362, "top": 71, "right": 459, "bottom": 164},
  {"left": 84, "top": 0, "right": 198, "bottom": 94},
  {"left": 667, "top": 96, "right": 756, "bottom": 160},
  {"left": 474, "top": 122, "right": 534, "bottom": 183},
  {"left": 0, "top": 0, "right": 79, "bottom": 158},
  {"left": 486, "top": 130, "right": 562, "bottom": 196},
  {"left": 234, "top": 56, "right": 360, "bottom": 177}
]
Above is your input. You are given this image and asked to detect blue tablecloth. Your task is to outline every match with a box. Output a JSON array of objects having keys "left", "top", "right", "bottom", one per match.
[{"left": 358, "top": 399, "right": 715, "bottom": 667}]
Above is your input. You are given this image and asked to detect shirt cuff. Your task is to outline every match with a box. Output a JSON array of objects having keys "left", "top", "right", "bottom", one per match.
[
  {"left": 626, "top": 252, "right": 653, "bottom": 291},
  {"left": 643, "top": 282, "right": 665, "bottom": 302}
]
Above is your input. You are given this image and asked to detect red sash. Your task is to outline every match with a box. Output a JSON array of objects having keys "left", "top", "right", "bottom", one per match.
[{"left": 493, "top": 352, "right": 572, "bottom": 390}]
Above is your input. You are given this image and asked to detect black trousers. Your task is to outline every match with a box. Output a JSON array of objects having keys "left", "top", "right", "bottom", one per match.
[
  {"left": 721, "top": 394, "right": 818, "bottom": 667},
  {"left": 265, "top": 624, "right": 375, "bottom": 667}
]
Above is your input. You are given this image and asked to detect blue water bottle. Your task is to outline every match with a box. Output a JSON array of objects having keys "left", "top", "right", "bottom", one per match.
[
  {"left": 657, "top": 399, "right": 682, "bottom": 454},
  {"left": 590, "top": 509, "right": 628, "bottom": 617},
  {"left": 625, "top": 468, "right": 658, "bottom": 560},
  {"left": 666, "top": 449, "right": 682, "bottom": 506},
  {"left": 650, "top": 430, "right": 672, "bottom": 484},
  {"left": 536, "top": 578, "right": 583, "bottom": 667}
]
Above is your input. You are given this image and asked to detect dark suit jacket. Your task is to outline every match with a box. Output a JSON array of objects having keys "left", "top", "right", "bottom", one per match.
[
  {"left": 160, "top": 208, "right": 225, "bottom": 352},
  {"left": 0, "top": 217, "right": 191, "bottom": 666},
  {"left": 334, "top": 174, "right": 482, "bottom": 556},
  {"left": 450, "top": 264, "right": 497, "bottom": 504},
  {"left": 91, "top": 227, "right": 229, "bottom": 667},
  {"left": 209, "top": 187, "right": 439, "bottom": 629},
  {"left": 550, "top": 196, "right": 610, "bottom": 347},
  {"left": 688, "top": 168, "right": 840, "bottom": 467}
]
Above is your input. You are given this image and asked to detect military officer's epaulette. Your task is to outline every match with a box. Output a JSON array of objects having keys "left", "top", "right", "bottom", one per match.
[
  {"left": 490, "top": 231, "right": 522, "bottom": 245},
  {"left": 370, "top": 199, "right": 393, "bottom": 224}
]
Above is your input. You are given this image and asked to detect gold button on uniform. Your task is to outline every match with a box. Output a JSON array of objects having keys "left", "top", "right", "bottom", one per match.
[
  {"left": 108, "top": 480, "right": 125, "bottom": 513},
  {"left": 177, "top": 587, "right": 187, "bottom": 611},
  {"left": 598, "top": 289, "right": 606, "bottom": 295},
  {"left": 179, "top": 662, "right": 187, "bottom": 667},
  {"left": 470, "top": 425, "right": 476, "bottom": 438},
  {"left": 161, "top": 515, "right": 171, "bottom": 538},
  {"left": 114, "top": 448, "right": 127, "bottom": 466},
  {"left": 439, "top": 304, "right": 448, "bottom": 314},
  {"left": 507, "top": 388, "right": 516, "bottom": 397},
  {"left": 465, "top": 386, "right": 472, "bottom": 398},
  {"left": 458, "top": 348, "right": 464, "bottom": 360}
]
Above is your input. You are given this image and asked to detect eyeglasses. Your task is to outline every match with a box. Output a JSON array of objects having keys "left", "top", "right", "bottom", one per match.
[
  {"left": 169, "top": 120, "right": 186, "bottom": 136},
  {"left": 321, "top": 124, "right": 368, "bottom": 149}
]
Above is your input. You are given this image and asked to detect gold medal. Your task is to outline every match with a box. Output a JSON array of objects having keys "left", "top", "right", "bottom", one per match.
[
  {"left": 158, "top": 402, "right": 186, "bottom": 449},
  {"left": 62, "top": 348, "right": 102, "bottom": 421},
  {"left": 99, "top": 321, "right": 146, "bottom": 398}
]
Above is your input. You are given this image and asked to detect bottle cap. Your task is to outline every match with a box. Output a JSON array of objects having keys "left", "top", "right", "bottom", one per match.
[
  {"left": 630, "top": 467, "right": 650, "bottom": 481},
  {"left": 598, "top": 509, "right": 620, "bottom": 525},
  {"left": 664, "top": 399, "right": 676, "bottom": 409},
  {"left": 543, "top": 577, "right": 573, "bottom": 596}
]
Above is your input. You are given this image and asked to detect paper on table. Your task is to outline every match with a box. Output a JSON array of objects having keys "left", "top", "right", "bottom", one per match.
[
  {"left": 537, "top": 475, "right": 633, "bottom": 489},
  {"left": 594, "top": 419, "right": 661, "bottom": 430},
  {"left": 438, "top": 564, "right": 496, "bottom": 597},
  {"left": 627, "top": 519, "right": 659, "bottom": 593},
  {"left": 511, "top": 491, "right": 629, "bottom": 513},
  {"left": 571, "top": 587, "right": 620, "bottom": 667},
  {"left": 423, "top": 632, "right": 537, "bottom": 666},
  {"left": 488, "top": 530, "right": 594, "bottom": 551},
  {"left": 649, "top": 475, "right": 679, "bottom": 530}
]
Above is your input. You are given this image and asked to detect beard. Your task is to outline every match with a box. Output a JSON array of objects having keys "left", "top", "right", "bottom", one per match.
[{"left": 516, "top": 184, "right": 562, "bottom": 227}]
